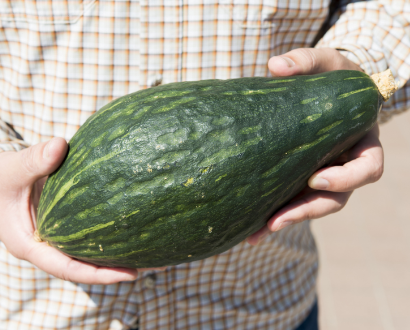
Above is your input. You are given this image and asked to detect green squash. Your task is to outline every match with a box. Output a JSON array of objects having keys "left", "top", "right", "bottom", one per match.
[{"left": 36, "top": 70, "right": 391, "bottom": 268}]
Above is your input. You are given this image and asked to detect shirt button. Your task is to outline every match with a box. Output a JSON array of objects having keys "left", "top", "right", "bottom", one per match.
[{"left": 144, "top": 274, "right": 156, "bottom": 289}]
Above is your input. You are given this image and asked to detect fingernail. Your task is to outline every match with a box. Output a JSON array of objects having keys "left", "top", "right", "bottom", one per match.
[
  {"left": 274, "top": 221, "right": 294, "bottom": 232},
  {"left": 43, "top": 139, "right": 56, "bottom": 159},
  {"left": 279, "top": 56, "right": 295, "bottom": 67},
  {"left": 310, "top": 177, "right": 329, "bottom": 190}
]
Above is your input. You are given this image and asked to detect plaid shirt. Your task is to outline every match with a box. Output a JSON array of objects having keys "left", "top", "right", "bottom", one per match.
[{"left": 0, "top": 1, "right": 409, "bottom": 329}]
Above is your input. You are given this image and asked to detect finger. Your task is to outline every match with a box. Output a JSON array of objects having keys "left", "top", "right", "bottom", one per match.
[
  {"left": 25, "top": 239, "right": 139, "bottom": 285},
  {"left": 267, "top": 190, "right": 352, "bottom": 232},
  {"left": 247, "top": 190, "right": 352, "bottom": 245},
  {"left": 246, "top": 226, "right": 270, "bottom": 246},
  {"left": 268, "top": 47, "right": 362, "bottom": 77},
  {"left": 1, "top": 137, "right": 68, "bottom": 190},
  {"left": 309, "top": 127, "right": 383, "bottom": 192},
  {"left": 138, "top": 267, "right": 168, "bottom": 272}
]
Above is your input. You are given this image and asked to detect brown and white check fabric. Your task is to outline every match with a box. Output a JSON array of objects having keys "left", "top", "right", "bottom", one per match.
[{"left": 0, "top": 1, "right": 408, "bottom": 329}]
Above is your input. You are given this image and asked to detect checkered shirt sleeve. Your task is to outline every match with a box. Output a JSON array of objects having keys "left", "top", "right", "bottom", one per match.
[{"left": 317, "top": 0, "right": 410, "bottom": 123}]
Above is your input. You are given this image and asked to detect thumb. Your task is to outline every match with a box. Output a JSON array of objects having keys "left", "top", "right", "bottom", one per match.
[
  {"left": 268, "top": 48, "right": 362, "bottom": 77},
  {"left": 4, "top": 137, "right": 68, "bottom": 189}
]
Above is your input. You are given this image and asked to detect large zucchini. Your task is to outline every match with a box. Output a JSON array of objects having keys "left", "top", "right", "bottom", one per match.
[{"left": 36, "top": 70, "right": 396, "bottom": 268}]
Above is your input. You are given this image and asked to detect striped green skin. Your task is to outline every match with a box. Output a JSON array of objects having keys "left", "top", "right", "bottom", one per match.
[{"left": 37, "top": 70, "right": 382, "bottom": 268}]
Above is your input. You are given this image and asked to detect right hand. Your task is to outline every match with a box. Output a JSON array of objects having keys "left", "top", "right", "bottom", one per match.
[{"left": 0, "top": 138, "right": 163, "bottom": 284}]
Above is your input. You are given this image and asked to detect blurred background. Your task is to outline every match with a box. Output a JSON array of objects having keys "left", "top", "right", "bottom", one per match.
[{"left": 311, "top": 110, "right": 410, "bottom": 330}]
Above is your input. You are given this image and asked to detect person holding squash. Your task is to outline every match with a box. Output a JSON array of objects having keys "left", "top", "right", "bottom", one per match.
[{"left": 0, "top": 1, "right": 407, "bottom": 329}]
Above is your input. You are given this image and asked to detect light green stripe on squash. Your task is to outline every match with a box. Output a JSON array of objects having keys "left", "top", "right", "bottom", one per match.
[
  {"left": 267, "top": 79, "right": 295, "bottom": 83},
  {"left": 153, "top": 97, "right": 196, "bottom": 113},
  {"left": 337, "top": 86, "right": 374, "bottom": 99},
  {"left": 316, "top": 121, "right": 343, "bottom": 135},
  {"left": 48, "top": 221, "right": 115, "bottom": 243},
  {"left": 353, "top": 112, "right": 366, "bottom": 119},
  {"left": 300, "top": 113, "right": 322, "bottom": 123},
  {"left": 300, "top": 97, "right": 318, "bottom": 104},
  {"left": 305, "top": 77, "right": 326, "bottom": 82}
]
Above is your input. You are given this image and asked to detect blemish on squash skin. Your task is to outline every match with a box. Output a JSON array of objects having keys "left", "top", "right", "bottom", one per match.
[
  {"left": 183, "top": 178, "right": 194, "bottom": 186},
  {"left": 200, "top": 167, "right": 212, "bottom": 174},
  {"left": 208, "top": 226, "right": 213, "bottom": 233},
  {"left": 99, "top": 244, "right": 104, "bottom": 252}
]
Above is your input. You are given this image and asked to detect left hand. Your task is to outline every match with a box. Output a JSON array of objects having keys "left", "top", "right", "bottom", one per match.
[{"left": 247, "top": 48, "right": 384, "bottom": 245}]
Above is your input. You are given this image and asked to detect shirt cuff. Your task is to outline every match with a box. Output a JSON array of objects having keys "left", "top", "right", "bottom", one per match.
[
  {"left": 316, "top": 42, "right": 385, "bottom": 76},
  {"left": 0, "top": 119, "right": 30, "bottom": 153}
]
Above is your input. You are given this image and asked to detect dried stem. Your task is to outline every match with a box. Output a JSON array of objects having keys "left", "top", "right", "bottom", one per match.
[
  {"left": 33, "top": 230, "right": 43, "bottom": 242},
  {"left": 370, "top": 69, "right": 398, "bottom": 101}
]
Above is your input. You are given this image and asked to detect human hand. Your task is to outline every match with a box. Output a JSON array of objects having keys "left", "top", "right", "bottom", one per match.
[
  {"left": 0, "top": 138, "right": 164, "bottom": 284},
  {"left": 247, "top": 48, "right": 384, "bottom": 245}
]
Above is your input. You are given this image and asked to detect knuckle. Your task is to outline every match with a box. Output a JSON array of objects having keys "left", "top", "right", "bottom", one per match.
[
  {"left": 304, "top": 211, "right": 313, "bottom": 221},
  {"left": 60, "top": 261, "right": 75, "bottom": 282},
  {"left": 299, "top": 197, "right": 314, "bottom": 221},
  {"left": 298, "top": 48, "right": 318, "bottom": 72},
  {"left": 60, "top": 272, "right": 70, "bottom": 282},
  {"left": 370, "top": 162, "right": 384, "bottom": 183},
  {"left": 332, "top": 49, "right": 347, "bottom": 70},
  {"left": 339, "top": 177, "right": 352, "bottom": 192},
  {"left": 21, "top": 147, "right": 39, "bottom": 175}
]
